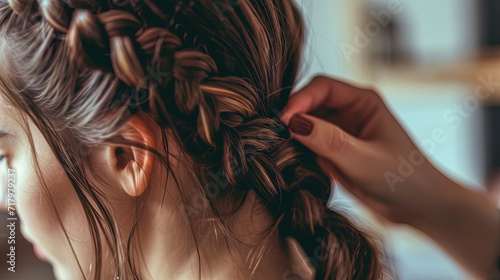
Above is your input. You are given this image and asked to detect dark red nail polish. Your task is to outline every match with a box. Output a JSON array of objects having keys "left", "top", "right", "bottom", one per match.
[{"left": 289, "top": 114, "right": 313, "bottom": 136}]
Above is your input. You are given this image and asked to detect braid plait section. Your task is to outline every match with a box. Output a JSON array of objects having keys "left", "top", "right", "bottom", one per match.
[
  {"left": 10, "top": 0, "right": 299, "bottom": 203},
  {"left": 9, "top": 0, "right": 224, "bottom": 143},
  {"left": 7, "top": 0, "right": 386, "bottom": 278}
]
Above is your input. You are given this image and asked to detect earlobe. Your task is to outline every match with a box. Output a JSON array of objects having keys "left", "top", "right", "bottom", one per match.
[{"left": 107, "top": 114, "right": 156, "bottom": 197}]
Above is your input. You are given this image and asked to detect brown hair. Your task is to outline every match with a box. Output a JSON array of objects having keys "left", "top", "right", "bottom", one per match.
[{"left": 0, "top": 0, "right": 386, "bottom": 279}]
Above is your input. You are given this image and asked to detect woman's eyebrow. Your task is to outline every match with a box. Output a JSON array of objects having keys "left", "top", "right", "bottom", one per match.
[{"left": 0, "top": 129, "right": 13, "bottom": 138}]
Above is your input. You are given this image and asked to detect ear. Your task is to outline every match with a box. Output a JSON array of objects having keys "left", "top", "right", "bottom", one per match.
[{"left": 106, "top": 113, "right": 156, "bottom": 197}]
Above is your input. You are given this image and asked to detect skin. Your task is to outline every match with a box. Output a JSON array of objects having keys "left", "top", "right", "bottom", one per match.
[
  {"left": 0, "top": 95, "right": 311, "bottom": 279},
  {"left": 279, "top": 75, "right": 500, "bottom": 279}
]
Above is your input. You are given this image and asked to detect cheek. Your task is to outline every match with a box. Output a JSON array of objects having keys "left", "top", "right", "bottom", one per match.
[
  {"left": 14, "top": 131, "right": 92, "bottom": 270},
  {"left": 14, "top": 138, "right": 55, "bottom": 241}
]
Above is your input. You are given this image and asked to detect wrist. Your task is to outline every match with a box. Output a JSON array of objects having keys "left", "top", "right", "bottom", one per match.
[
  {"left": 399, "top": 164, "right": 500, "bottom": 278},
  {"left": 396, "top": 160, "right": 448, "bottom": 227}
]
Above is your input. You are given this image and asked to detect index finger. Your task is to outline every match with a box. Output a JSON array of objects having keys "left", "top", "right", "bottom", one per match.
[{"left": 279, "top": 76, "right": 366, "bottom": 125}]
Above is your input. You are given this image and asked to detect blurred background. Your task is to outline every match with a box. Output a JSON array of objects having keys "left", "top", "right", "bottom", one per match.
[
  {"left": 294, "top": 0, "right": 500, "bottom": 279},
  {"left": 2, "top": 0, "right": 500, "bottom": 279}
]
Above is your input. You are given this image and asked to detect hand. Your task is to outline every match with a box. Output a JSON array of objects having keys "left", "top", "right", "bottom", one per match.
[
  {"left": 280, "top": 76, "right": 500, "bottom": 279},
  {"left": 280, "top": 75, "right": 440, "bottom": 224}
]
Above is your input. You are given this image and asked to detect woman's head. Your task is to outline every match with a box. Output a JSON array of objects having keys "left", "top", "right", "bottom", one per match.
[{"left": 0, "top": 0, "right": 385, "bottom": 279}]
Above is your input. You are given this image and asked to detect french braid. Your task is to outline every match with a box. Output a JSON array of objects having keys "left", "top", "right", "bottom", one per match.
[{"left": 6, "top": 0, "right": 386, "bottom": 279}]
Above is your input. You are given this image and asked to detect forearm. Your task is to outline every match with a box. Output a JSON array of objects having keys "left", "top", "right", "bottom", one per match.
[{"left": 404, "top": 167, "right": 500, "bottom": 279}]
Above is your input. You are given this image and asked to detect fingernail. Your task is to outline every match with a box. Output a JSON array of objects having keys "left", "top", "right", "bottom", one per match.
[{"left": 289, "top": 114, "right": 313, "bottom": 136}]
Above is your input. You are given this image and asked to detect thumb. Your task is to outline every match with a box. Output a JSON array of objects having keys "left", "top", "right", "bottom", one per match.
[{"left": 288, "top": 113, "right": 365, "bottom": 170}]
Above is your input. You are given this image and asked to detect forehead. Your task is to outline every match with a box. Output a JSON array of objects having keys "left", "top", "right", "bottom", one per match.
[
  {"left": 0, "top": 91, "right": 15, "bottom": 115},
  {"left": 0, "top": 91, "right": 26, "bottom": 134}
]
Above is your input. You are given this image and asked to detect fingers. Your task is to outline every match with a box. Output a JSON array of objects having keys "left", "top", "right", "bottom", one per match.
[
  {"left": 288, "top": 113, "right": 365, "bottom": 171},
  {"left": 280, "top": 76, "right": 366, "bottom": 125}
]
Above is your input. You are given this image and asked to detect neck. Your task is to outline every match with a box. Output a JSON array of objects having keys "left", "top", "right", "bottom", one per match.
[
  {"left": 109, "top": 148, "right": 292, "bottom": 279},
  {"left": 137, "top": 189, "right": 292, "bottom": 279}
]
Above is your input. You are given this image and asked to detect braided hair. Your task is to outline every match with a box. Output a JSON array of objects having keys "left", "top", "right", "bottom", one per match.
[{"left": 0, "top": 0, "right": 386, "bottom": 279}]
